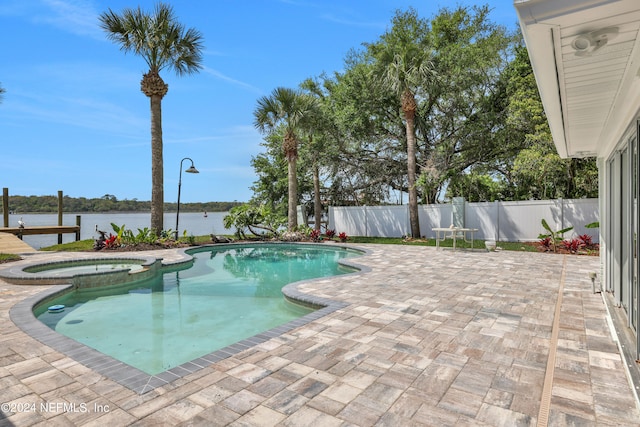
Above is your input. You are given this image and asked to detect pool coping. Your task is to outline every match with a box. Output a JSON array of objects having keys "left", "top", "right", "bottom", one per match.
[
  {"left": 0, "top": 255, "right": 162, "bottom": 285},
  {"left": 8, "top": 243, "right": 371, "bottom": 394}
]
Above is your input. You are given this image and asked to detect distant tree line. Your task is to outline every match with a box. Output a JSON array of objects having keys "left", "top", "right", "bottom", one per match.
[{"left": 2, "top": 194, "right": 241, "bottom": 214}]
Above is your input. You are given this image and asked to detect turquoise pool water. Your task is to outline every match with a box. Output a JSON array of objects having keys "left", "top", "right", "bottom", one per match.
[{"left": 35, "top": 244, "right": 360, "bottom": 375}]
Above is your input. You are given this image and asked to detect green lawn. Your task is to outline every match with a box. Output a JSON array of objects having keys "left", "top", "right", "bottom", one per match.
[
  {"left": 0, "top": 253, "right": 22, "bottom": 263},
  {"left": 34, "top": 235, "right": 539, "bottom": 253}
]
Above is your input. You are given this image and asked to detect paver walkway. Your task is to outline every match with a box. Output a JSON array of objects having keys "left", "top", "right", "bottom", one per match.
[{"left": 0, "top": 245, "right": 638, "bottom": 426}]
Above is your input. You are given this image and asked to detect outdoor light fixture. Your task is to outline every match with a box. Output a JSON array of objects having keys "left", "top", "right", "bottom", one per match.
[
  {"left": 175, "top": 157, "right": 199, "bottom": 239},
  {"left": 571, "top": 27, "right": 618, "bottom": 56}
]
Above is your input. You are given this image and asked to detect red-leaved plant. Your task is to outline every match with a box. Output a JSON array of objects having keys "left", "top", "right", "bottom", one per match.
[
  {"left": 538, "top": 237, "right": 553, "bottom": 252},
  {"left": 561, "top": 238, "right": 584, "bottom": 254},
  {"left": 310, "top": 229, "right": 321, "bottom": 242}
]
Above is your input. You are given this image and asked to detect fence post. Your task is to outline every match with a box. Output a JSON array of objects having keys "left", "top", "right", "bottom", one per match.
[
  {"left": 57, "top": 190, "right": 63, "bottom": 244},
  {"left": 3, "top": 188, "right": 8, "bottom": 228},
  {"left": 76, "top": 215, "right": 81, "bottom": 241},
  {"left": 364, "top": 206, "right": 368, "bottom": 237},
  {"left": 495, "top": 200, "right": 500, "bottom": 242}
]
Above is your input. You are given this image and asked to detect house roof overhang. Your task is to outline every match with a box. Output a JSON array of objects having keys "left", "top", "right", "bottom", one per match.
[{"left": 514, "top": 0, "right": 640, "bottom": 158}]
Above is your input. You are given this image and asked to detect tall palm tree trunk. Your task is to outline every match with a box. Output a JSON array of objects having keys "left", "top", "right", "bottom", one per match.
[
  {"left": 150, "top": 94, "right": 164, "bottom": 234},
  {"left": 313, "top": 161, "right": 322, "bottom": 231},
  {"left": 406, "top": 119, "right": 421, "bottom": 238},
  {"left": 403, "top": 89, "right": 421, "bottom": 238},
  {"left": 142, "top": 70, "right": 168, "bottom": 234},
  {"left": 287, "top": 158, "right": 298, "bottom": 231}
]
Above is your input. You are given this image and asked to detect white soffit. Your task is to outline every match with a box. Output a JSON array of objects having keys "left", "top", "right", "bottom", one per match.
[{"left": 514, "top": 0, "right": 640, "bottom": 159}]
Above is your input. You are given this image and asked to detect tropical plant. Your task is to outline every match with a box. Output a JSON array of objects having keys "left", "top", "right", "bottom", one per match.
[
  {"left": 561, "top": 238, "right": 584, "bottom": 254},
  {"left": 309, "top": 229, "right": 321, "bottom": 242},
  {"left": 99, "top": 3, "right": 204, "bottom": 234},
  {"left": 538, "top": 219, "right": 574, "bottom": 253},
  {"left": 339, "top": 232, "right": 348, "bottom": 242},
  {"left": 94, "top": 225, "right": 120, "bottom": 250},
  {"left": 578, "top": 234, "right": 593, "bottom": 246},
  {"left": 110, "top": 223, "right": 126, "bottom": 242},
  {"left": 538, "top": 236, "right": 553, "bottom": 252},
  {"left": 223, "top": 204, "right": 286, "bottom": 239},
  {"left": 122, "top": 227, "right": 160, "bottom": 245},
  {"left": 254, "top": 87, "right": 317, "bottom": 231}
]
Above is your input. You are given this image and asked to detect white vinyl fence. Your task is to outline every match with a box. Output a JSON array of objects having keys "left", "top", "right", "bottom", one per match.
[{"left": 328, "top": 198, "right": 599, "bottom": 242}]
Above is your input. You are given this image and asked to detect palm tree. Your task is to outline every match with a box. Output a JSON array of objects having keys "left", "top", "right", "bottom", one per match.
[
  {"left": 99, "top": 3, "right": 204, "bottom": 234},
  {"left": 254, "top": 87, "right": 316, "bottom": 231},
  {"left": 370, "top": 8, "right": 435, "bottom": 238}
]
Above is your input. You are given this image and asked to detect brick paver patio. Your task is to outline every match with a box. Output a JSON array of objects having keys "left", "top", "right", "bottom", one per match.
[{"left": 0, "top": 244, "right": 638, "bottom": 426}]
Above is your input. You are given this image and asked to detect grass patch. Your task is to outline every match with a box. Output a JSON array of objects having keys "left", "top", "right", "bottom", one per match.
[
  {"left": 40, "top": 239, "right": 95, "bottom": 251},
  {"left": 0, "top": 253, "right": 22, "bottom": 263},
  {"left": 494, "top": 241, "right": 540, "bottom": 252},
  {"left": 40, "top": 235, "right": 218, "bottom": 252}
]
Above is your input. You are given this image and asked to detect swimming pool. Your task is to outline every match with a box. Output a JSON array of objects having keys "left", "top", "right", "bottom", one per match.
[{"left": 32, "top": 243, "right": 362, "bottom": 376}]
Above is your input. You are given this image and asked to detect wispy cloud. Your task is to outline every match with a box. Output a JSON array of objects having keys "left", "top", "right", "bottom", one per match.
[
  {"left": 274, "top": 0, "right": 385, "bottom": 30},
  {"left": 5, "top": 90, "right": 147, "bottom": 141},
  {"left": 320, "top": 13, "right": 386, "bottom": 29},
  {"left": 277, "top": 0, "right": 320, "bottom": 7},
  {"left": 201, "top": 66, "right": 264, "bottom": 95},
  {"left": 166, "top": 125, "right": 261, "bottom": 149},
  {"left": 0, "top": 0, "right": 103, "bottom": 40},
  {"left": 37, "top": 0, "right": 102, "bottom": 39}
]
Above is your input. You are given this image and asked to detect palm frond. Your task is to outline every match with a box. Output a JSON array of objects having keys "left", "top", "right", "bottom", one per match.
[{"left": 98, "top": 2, "right": 203, "bottom": 75}]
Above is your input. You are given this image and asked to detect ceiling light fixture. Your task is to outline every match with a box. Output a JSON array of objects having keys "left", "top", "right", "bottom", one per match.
[{"left": 571, "top": 27, "right": 618, "bottom": 57}]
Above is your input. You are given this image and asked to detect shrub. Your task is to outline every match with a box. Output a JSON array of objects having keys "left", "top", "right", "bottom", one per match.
[
  {"left": 310, "top": 229, "right": 321, "bottom": 242},
  {"left": 538, "top": 219, "right": 573, "bottom": 253},
  {"left": 538, "top": 237, "right": 553, "bottom": 252},
  {"left": 561, "top": 238, "right": 584, "bottom": 254},
  {"left": 578, "top": 234, "right": 593, "bottom": 246}
]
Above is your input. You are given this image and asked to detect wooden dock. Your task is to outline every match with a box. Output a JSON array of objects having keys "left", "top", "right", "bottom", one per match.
[
  {"left": 2, "top": 189, "right": 82, "bottom": 253},
  {"left": 0, "top": 225, "right": 80, "bottom": 254},
  {"left": 0, "top": 232, "right": 36, "bottom": 253},
  {"left": 1, "top": 225, "right": 80, "bottom": 237}
]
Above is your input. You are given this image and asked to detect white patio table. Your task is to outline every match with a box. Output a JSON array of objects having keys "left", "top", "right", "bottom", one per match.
[{"left": 432, "top": 227, "right": 479, "bottom": 251}]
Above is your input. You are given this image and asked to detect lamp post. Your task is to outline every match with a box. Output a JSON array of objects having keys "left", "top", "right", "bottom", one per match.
[{"left": 175, "top": 157, "right": 199, "bottom": 239}]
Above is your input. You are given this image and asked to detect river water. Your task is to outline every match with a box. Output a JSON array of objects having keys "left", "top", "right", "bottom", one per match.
[{"left": 5, "top": 212, "right": 233, "bottom": 249}]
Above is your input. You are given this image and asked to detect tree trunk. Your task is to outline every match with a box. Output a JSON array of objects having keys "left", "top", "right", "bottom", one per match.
[
  {"left": 403, "top": 90, "right": 421, "bottom": 238},
  {"left": 313, "top": 161, "right": 322, "bottom": 231},
  {"left": 287, "top": 158, "right": 298, "bottom": 231},
  {"left": 141, "top": 70, "right": 168, "bottom": 235},
  {"left": 150, "top": 94, "right": 164, "bottom": 234}
]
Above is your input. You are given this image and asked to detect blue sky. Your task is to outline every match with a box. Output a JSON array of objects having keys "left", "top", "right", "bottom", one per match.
[{"left": 0, "top": 0, "right": 519, "bottom": 203}]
